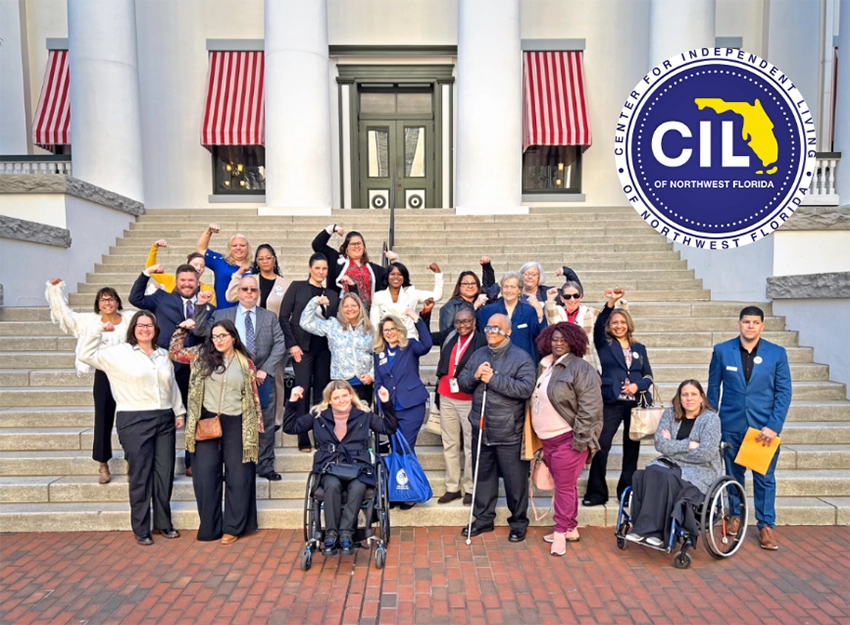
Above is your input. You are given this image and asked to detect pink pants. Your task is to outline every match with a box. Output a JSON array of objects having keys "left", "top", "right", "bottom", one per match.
[{"left": 542, "top": 431, "right": 589, "bottom": 533}]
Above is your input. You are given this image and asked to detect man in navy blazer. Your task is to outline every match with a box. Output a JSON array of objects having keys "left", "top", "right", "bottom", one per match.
[
  {"left": 708, "top": 305, "right": 792, "bottom": 551},
  {"left": 130, "top": 263, "right": 211, "bottom": 476}
]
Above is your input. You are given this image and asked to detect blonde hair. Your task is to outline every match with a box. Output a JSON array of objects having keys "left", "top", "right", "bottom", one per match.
[
  {"left": 311, "top": 380, "right": 368, "bottom": 415},
  {"left": 224, "top": 234, "right": 252, "bottom": 266},
  {"left": 337, "top": 293, "right": 373, "bottom": 334},
  {"left": 605, "top": 308, "right": 635, "bottom": 344},
  {"left": 373, "top": 315, "right": 409, "bottom": 353}
]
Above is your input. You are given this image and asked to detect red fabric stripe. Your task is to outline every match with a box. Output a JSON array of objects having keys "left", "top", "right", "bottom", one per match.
[
  {"left": 201, "top": 51, "right": 264, "bottom": 147},
  {"left": 522, "top": 50, "right": 591, "bottom": 150},
  {"left": 33, "top": 50, "right": 71, "bottom": 149}
]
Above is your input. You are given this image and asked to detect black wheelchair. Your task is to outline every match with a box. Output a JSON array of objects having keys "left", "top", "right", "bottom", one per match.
[
  {"left": 614, "top": 472, "right": 749, "bottom": 569},
  {"left": 300, "top": 435, "right": 391, "bottom": 571}
]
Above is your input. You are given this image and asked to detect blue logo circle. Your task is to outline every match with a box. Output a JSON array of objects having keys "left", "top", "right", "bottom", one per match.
[{"left": 615, "top": 49, "right": 816, "bottom": 249}]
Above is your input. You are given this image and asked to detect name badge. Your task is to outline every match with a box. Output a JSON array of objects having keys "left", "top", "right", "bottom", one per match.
[
  {"left": 517, "top": 323, "right": 528, "bottom": 329},
  {"left": 754, "top": 356, "right": 763, "bottom": 364},
  {"left": 726, "top": 366, "right": 738, "bottom": 372},
  {"left": 632, "top": 351, "right": 640, "bottom": 359},
  {"left": 449, "top": 378, "right": 460, "bottom": 393}
]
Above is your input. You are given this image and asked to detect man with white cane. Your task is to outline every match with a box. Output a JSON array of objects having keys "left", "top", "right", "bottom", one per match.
[{"left": 459, "top": 314, "right": 536, "bottom": 542}]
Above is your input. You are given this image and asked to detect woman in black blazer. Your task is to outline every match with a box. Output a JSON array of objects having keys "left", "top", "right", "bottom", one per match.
[
  {"left": 279, "top": 253, "right": 340, "bottom": 451},
  {"left": 583, "top": 288, "right": 654, "bottom": 506}
]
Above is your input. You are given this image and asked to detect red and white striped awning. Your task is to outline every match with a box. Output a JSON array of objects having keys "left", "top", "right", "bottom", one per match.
[
  {"left": 522, "top": 51, "right": 591, "bottom": 152},
  {"left": 32, "top": 50, "right": 71, "bottom": 150},
  {"left": 201, "top": 51, "right": 265, "bottom": 147}
]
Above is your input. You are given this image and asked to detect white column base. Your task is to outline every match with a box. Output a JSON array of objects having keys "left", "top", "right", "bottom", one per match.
[
  {"left": 258, "top": 206, "right": 333, "bottom": 217},
  {"left": 455, "top": 205, "right": 528, "bottom": 216}
]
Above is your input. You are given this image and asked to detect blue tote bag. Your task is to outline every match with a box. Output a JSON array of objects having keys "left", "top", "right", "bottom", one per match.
[{"left": 384, "top": 433, "right": 432, "bottom": 504}]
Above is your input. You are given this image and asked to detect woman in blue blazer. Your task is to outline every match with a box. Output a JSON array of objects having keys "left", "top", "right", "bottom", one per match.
[
  {"left": 476, "top": 272, "right": 546, "bottom": 361},
  {"left": 373, "top": 310, "right": 433, "bottom": 458},
  {"left": 583, "top": 289, "right": 654, "bottom": 507}
]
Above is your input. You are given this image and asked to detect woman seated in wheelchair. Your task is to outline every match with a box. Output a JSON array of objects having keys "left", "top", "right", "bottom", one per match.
[
  {"left": 625, "top": 379, "right": 722, "bottom": 547},
  {"left": 285, "top": 381, "right": 397, "bottom": 556}
]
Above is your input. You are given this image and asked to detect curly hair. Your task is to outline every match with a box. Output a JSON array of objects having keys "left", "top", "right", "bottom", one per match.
[{"left": 536, "top": 322, "right": 588, "bottom": 359}]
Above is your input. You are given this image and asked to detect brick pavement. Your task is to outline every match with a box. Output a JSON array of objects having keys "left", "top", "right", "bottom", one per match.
[{"left": 1, "top": 526, "right": 848, "bottom": 625}]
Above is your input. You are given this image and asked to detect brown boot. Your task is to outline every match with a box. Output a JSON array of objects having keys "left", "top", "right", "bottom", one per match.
[
  {"left": 726, "top": 516, "right": 741, "bottom": 536},
  {"left": 759, "top": 527, "right": 779, "bottom": 550},
  {"left": 98, "top": 462, "right": 111, "bottom": 484}
]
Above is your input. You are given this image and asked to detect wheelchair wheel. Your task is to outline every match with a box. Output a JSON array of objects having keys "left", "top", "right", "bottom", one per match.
[
  {"left": 701, "top": 477, "right": 748, "bottom": 559},
  {"left": 616, "top": 536, "right": 627, "bottom": 550},
  {"left": 374, "top": 546, "right": 386, "bottom": 570},
  {"left": 303, "top": 473, "right": 318, "bottom": 544},
  {"left": 375, "top": 461, "right": 391, "bottom": 546},
  {"left": 301, "top": 549, "right": 312, "bottom": 571},
  {"left": 672, "top": 551, "right": 692, "bottom": 569}
]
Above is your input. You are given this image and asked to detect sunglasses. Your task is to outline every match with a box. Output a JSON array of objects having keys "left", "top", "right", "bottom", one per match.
[
  {"left": 484, "top": 326, "right": 508, "bottom": 337},
  {"left": 240, "top": 287, "right": 259, "bottom": 292},
  {"left": 561, "top": 293, "right": 582, "bottom": 300}
]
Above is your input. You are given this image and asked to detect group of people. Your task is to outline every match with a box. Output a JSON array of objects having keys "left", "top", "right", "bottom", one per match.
[{"left": 45, "top": 221, "right": 792, "bottom": 555}]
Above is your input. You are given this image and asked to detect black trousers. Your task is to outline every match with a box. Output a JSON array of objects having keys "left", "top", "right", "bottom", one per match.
[
  {"left": 631, "top": 466, "right": 703, "bottom": 544},
  {"left": 257, "top": 383, "right": 278, "bottom": 476},
  {"left": 291, "top": 348, "right": 332, "bottom": 449},
  {"left": 174, "top": 364, "right": 192, "bottom": 470},
  {"left": 584, "top": 402, "right": 641, "bottom": 504},
  {"left": 471, "top": 433, "right": 529, "bottom": 531},
  {"left": 322, "top": 475, "right": 367, "bottom": 533},
  {"left": 193, "top": 412, "right": 258, "bottom": 541},
  {"left": 353, "top": 383, "right": 374, "bottom": 407},
  {"left": 115, "top": 409, "right": 176, "bottom": 537},
  {"left": 92, "top": 370, "right": 116, "bottom": 463}
]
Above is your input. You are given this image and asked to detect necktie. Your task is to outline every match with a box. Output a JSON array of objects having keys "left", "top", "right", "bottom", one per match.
[
  {"left": 245, "top": 310, "right": 256, "bottom": 358},
  {"left": 185, "top": 300, "right": 194, "bottom": 320}
]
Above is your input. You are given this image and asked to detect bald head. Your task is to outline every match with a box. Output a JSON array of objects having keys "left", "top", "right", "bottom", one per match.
[{"left": 485, "top": 314, "right": 511, "bottom": 347}]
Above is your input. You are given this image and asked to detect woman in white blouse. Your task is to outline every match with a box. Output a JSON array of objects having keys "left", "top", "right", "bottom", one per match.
[
  {"left": 45, "top": 279, "right": 136, "bottom": 484},
  {"left": 78, "top": 311, "right": 186, "bottom": 546},
  {"left": 369, "top": 262, "right": 443, "bottom": 340}
]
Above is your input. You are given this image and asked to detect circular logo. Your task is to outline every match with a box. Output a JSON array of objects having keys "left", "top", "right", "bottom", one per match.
[
  {"left": 395, "top": 468, "right": 409, "bottom": 489},
  {"left": 615, "top": 49, "right": 816, "bottom": 249},
  {"left": 408, "top": 194, "right": 423, "bottom": 209},
  {"left": 371, "top": 194, "right": 387, "bottom": 209}
]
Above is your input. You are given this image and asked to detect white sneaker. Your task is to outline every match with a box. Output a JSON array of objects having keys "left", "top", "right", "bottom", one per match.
[
  {"left": 625, "top": 533, "right": 644, "bottom": 543},
  {"left": 646, "top": 536, "right": 664, "bottom": 547}
]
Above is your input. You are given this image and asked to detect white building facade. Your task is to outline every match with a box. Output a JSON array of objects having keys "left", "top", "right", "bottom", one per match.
[{"left": 1, "top": 0, "right": 846, "bottom": 214}]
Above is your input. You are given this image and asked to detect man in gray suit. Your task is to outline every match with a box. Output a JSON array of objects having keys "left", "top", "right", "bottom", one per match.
[{"left": 194, "top": 274, "right": 287, "bottom": 480}]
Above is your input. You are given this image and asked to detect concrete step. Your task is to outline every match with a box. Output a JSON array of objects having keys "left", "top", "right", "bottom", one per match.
[
  {"left": 0, "top": 336, "right": 77, "bottom": 352},
  {"left": 0, "top": 352, "right": 77, "bottom": 369},
  {"left": 637, "top": 330, "right": 798, "bottom": 348}
]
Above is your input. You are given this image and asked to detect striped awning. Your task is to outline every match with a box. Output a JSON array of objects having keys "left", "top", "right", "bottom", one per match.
[
  {"left": 32, "top": 50, "right": 71, "bottom": 150},
  {"left": 201, "top": 51, "right": 265, "bottom": 147},
  {"left": 522, "top": 51, "right": 591, "bottom": 152}
]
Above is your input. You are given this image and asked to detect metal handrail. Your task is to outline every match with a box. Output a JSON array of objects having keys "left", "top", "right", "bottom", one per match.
[{"left": 388, "top": 165, "right": 397, "bottom": 250}]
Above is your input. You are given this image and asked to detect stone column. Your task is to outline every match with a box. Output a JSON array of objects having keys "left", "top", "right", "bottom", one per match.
[
  {"left": 765, "top": 0, "right": 821, "bottom": 134},
  {"left": 67, "top": 0, "right": 144, "bottom": 202},
  {"left": 835, "top": 0, "right": 850, "bottom": 205},
  {"left": 0, "top": 0, "right": 29, "bottom": 154},
  {"left": 455, "top": 0, "right": 524, "bottom": 215},
  {"left": 262, "top": 0, "right": 333, "bottom": 216},
  {"left": 648, "top": 0, "right": 716, "bottom": 68}
]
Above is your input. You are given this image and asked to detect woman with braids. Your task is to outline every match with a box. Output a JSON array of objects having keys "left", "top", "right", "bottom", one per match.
[
  {"left": 311, "top": 224, "right": 397, "bottom": 310},
  {"left": 531, "top": 322, "right": 603, "bottom": 555},
  {"left": 46, "top": 279, "right": 136, "bottom": 484},
  {"left": 170, "top": 318, "right": 263, "bottom": 545}
]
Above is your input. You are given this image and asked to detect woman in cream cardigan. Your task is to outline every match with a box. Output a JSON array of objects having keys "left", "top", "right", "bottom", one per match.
[{"left": 226, "top": 244, "right": 290, "bottom": 427}]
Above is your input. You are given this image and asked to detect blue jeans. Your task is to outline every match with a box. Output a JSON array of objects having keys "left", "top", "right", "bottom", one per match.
[{"left": 722, "top": 429, "right": 780, "bottom": 529}]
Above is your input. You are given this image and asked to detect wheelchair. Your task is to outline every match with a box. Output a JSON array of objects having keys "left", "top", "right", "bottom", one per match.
[
  {"left": 300, "top": 434, "right": 391, "bottom": 571},
  {"left": 614, "top": 472, "right": 749, "bottom": 569}
]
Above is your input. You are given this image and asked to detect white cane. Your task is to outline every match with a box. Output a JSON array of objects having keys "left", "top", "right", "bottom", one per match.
[{"left": 466, "top": 385, "right": 487, "bottom": 545}]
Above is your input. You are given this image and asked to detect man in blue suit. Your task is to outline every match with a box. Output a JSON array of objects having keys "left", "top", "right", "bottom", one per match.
[{"left": 708, "top": 305, "right": 792, "bottom": 550}]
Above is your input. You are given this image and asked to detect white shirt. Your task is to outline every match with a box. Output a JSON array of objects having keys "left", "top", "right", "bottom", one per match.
[
  {"left": 78, "top": 329, "right": 186, "bottom": 416},
  {"left": 369, "top": 274, "right": 444, "bottom": 340},
  {"left": 181, "top": 295, "right": 198, "bottom": 320},
  {"left": 234, "top": 304, "right": 258, "bottom": 347}
]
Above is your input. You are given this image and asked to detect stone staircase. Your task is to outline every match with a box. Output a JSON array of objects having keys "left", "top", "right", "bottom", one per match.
[{"left": 1, "top": 207, "right": 848, "bottom": 532}]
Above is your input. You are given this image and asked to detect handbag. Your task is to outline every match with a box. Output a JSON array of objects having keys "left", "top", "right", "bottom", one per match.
[
  {"left": 322, "top": 461, "right": 371, "bottom": 482},
  {"left": 521, "top": 400, "right": 543, "bottom": 461},
  {"left": 529, "top": 450, "right": 554, "bottom": 521},
  {"left": 196, "top": 356, "right": 236, "bottom": 441},
  {"left": 629, "top": 382, "right": 666, "bottom": 441},
  {"left": 384, "top": 432, "right": 433, "bottom": 503},
  {"left": 424, "top": 401, "right": 442, "bottom": 436}
]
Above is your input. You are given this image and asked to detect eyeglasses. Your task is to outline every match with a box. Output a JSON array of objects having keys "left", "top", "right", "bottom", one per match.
[
  {"left": 348, "top": 241, "right": 364, "bottom": 248},
  {"left": 459, "top": 282, "right": 478, "bottom": 287},
  {"left": 211, "top": 334, "right": 231, "bottom": 342},
  {"left": 256, "top": 256, "right": 275, "bottom": 262},
  {"left": 561, "top": 293, "right": 582, "bottom": 300},
  {"left": 99, "top": 297, "right": 117, "bottom": 303},
  {"left": 454, "top": 318, "right": 474, "bottom": 326},
  {"left": 135, "top": 323, "right": 155, "bottom": 330},
  {"left": 484, "top": 326, "right": 508, "bottom": 337},
  {"left": 240, "top": 287, "right": 259, "bottom": 292},
  {"left": 382, "top": 327, "right": 398, "bottom": 334},
  {"left": 550, "top": 337, "right": 568, "bottom": 345}
]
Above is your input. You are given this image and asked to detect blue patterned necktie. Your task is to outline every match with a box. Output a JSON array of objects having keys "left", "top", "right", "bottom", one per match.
[
  {"left": 185, "top": 300, "right": 194, "bottom": 320},
  {"left": 245, "top": 310, "right": 256, "bottom": 358}
]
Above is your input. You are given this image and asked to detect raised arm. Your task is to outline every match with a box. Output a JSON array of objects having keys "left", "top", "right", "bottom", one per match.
[
  {"left": 299, "top": 296, "right": 335, "bottom": 338},
  {"left": 45, "top": 279, "right": 84, "bottom": 337},
  {"left": 312, "top": 225, "right": 340, "bottom": 258},
  {"left": 169, "top": 326, "right": 200, "bottom": 365},
  {"left": 370, "top": 395, "right": 399, "bottom": 435},
  {"left": 196, "top": 224, "right": 219, "bottom": 254},
  {"left": 282, "top": 401, "right": 316, "bottom": 435},
  {"left": 77, "top": 325, "right": 123, "bottom": 374}
]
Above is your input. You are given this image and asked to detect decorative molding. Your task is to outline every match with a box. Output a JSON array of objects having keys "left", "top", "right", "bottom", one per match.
[
  {"left": 523, "top": 193, "right": 586, "bottom": 203},
  {"left": 208, "top": 194, "right": 265, "bottom": 204},
  {"left": 782, "top": 207, "right": 850, "bottom": 230},
  {"left": 45, "top": 38, "right": 68, "bottom": 51},
  {"left": 0, "top": 175, "right": 145, "bottom": 216},
  {"left": 330, "top": 45, "right": 457, "bottom": 57},
  {"left": 206, "top": 39, "right": 263, "bottom": 51},
  {"left": 521, "top": 39, "right": 586, "bottom": 51},
  {"left": 0, "top": 215, "right": 71, "bottom": 248},
  {"left": 715, "top": 36, "right": 743, "bottom": 49},
  {"left": 336, "top": 65, "right": 455, "bottom": 82},
  {"left": 767, "top": 272, "right": 850, "bottom": 299}
]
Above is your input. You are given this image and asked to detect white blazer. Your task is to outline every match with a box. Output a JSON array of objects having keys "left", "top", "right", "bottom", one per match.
[{"left": 370, "top": 273, "right": 444, "bottom": 340}]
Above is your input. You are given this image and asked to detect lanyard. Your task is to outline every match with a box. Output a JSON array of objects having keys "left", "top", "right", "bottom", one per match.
[{"left": 453, "top": 334, "right": 473, "bottom": 370}]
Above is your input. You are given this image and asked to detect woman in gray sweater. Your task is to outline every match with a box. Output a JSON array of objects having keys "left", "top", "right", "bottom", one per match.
[{"left": 626, "top": 379, "right": 722, "bottom": 546}]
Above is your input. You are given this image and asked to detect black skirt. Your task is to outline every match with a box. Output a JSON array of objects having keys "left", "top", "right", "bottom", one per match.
[{"left": 630, "top": 464, "right": 704, "bottom": 545}]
